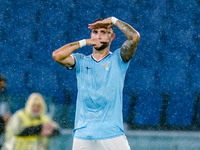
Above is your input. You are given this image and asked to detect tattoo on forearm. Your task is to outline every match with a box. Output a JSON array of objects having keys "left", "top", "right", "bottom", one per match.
[
  {"left": 69, "top": 42, "right": 79, "bottom": 47},
  {"left": 121, "top": 40, "right": 136, "bottom": 63},
  {"left": 116, "top": 20, "right": 140, "bottom": 63},
  {"left": 116, "top": 20, "right": 138, "bottom": 41}
]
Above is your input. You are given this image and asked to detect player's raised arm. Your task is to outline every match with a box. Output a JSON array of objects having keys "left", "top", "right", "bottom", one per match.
[
  {"left": 114, "top": 17, "right": 140, "bottom": 62},
  {"left": 52, "top": 39, "right": 107, "bottom": 67},
  {"left": 88, "top": 17, "right": 140, "bottom": 63},
  {"left": 52, "top": 41, "right": 81, "bottom": 67}
]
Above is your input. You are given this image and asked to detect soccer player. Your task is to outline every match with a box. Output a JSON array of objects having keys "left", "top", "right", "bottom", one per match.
[{"left": 52, "top": 17, "right": 140, "bottom": 150}]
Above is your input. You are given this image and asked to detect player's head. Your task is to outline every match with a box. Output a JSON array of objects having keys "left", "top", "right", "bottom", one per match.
[
  {"left": 25, "top": 93, "right": 47, "bottom": 118},
  {"left": 91, "top": 18, "right": 115, "bottom": 51}
]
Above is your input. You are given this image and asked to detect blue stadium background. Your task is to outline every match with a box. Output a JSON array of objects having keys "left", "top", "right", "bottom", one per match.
[{"left": 0, "top": 0, "right": 200, "bottom": 130}]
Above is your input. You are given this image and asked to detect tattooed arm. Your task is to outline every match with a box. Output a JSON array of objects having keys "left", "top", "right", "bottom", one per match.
[
  {"left": 52, "top": 42, "right": 79, "bottom": 67},
  {"left": 115, "top": 20, "right": 140, "bottom": 63},
  {"left": 52, "top": 39, "right": 104, "bottom": 67}
]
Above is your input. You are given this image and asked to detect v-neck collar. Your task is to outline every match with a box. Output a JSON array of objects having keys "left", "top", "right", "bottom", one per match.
[{"left": 91, "top": 52, "right": 112, "bottom": 63}]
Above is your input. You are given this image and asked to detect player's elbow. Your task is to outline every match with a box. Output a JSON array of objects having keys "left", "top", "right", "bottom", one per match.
[
  {"left": 132, "top": 31, "right": 140, "bottom": 44},
  {"left": 52, "top": 51, "right": 61, "bottom": 62},
  {"left": 136, "top": 32, "right": 140, "bottom": 41}
]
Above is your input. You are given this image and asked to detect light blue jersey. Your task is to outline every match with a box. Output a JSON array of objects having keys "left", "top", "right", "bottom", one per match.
[{"left": 70, "top": 48, "right": 130, "bottom": 140}]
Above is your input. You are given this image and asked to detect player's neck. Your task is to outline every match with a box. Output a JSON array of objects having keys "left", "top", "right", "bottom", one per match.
[{"left": 92, "top": 48, "right": 110, "bottom": 61}]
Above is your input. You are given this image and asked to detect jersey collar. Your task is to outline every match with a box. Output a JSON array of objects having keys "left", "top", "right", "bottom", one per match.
[{"left": 91, "top": 52, "right": 112, "bottom": 62}]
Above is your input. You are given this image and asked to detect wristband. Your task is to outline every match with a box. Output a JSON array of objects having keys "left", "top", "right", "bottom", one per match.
[
  {"left": 111, "top": 17, "right": 118, "bottom": 25},
  {"left": 79, "top": 39, "right": 86, "bottom": 48}
]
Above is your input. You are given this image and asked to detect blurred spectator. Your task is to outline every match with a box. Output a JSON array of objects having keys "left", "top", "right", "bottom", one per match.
[
  {"left": 1, "top": 93, "right": 60, "bottom": 150},
  {"left": 0, "top": 74, "right": 11, "bottom": 149}
]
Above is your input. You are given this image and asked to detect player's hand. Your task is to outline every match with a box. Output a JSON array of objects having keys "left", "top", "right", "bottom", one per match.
[
  {"left": 86, "top": 39, "right": 109, "bottom": 48},
  {"left": 88, "top": 17, "right": 112, "bottom": 30}
]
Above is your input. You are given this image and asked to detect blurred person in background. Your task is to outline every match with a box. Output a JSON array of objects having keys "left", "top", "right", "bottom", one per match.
[
  {"left": 52, "top": 17, "right": 140, "bottom": 150},
  {"left": 1, "top": 93, "right": 60, "bottom": 150},
  {"left": 0, "top": 74, "right": 11, "bottom": 149}
]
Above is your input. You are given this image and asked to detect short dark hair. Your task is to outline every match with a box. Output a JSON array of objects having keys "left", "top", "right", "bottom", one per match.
[
  {"left": 93, "top": 18, "right": 114, "bottom": 31},
  {"left": 94, "top": 18, "right": 105, "bottom": 22}
]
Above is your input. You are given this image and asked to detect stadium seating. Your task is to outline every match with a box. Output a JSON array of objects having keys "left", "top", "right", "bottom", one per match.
[
  {"left": 133, "top": 92, "right": 163, "bottom": 126},
  {"left": 166, "top": 91, "right": 195, "bottom": 127}
]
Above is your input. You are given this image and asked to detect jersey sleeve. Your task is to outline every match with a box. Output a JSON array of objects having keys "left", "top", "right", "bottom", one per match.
[
  {"left": 67, "top": 53, "right": 85, "bottom": 72},
  {"left": 113, "top": 48, "right": 131, "bottom": 72}
]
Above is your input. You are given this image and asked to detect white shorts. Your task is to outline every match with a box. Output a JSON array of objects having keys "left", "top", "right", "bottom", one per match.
[{"left": 72, "top": 135, "right": 131, "bottom": 150}]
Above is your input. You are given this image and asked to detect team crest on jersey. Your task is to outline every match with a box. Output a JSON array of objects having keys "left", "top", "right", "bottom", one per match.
[{"left": 101, "top": 62, "right": 110, "bottom": 71}]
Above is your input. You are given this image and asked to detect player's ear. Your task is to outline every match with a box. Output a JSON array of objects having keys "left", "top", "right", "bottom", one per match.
[{"left": 111, "top": 33, "right": 115, "bottom": 41}]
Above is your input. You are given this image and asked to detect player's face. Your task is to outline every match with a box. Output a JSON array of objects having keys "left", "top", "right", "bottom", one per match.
[
  {"left": 91, "top": 27, "right": 114, "bottom": 51},
  {"left": 91, "top": 27, "right": 113, "bottom": 40}
]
